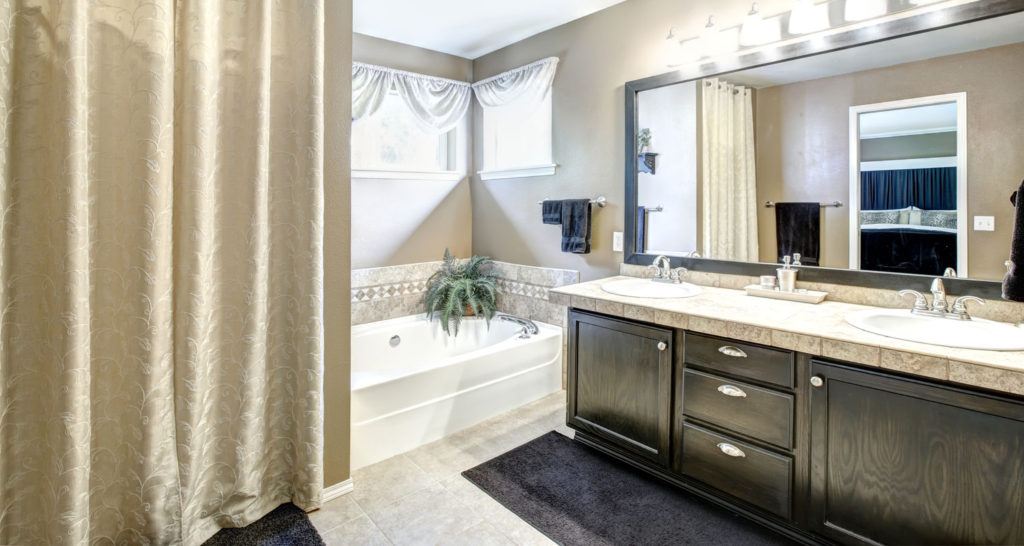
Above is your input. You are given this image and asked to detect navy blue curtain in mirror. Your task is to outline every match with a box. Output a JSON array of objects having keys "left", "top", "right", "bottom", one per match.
[{"left": 860, "top": 167, "right": 956, "bottom": 210}]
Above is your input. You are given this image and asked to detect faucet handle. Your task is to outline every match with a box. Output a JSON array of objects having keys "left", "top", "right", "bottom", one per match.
[
  {"left": 647, "top": 264, "right": 662, "bottom": 278},
  {"left": 950, "top": 296, "right": 985, "bottom": 319},
  {"left": 898, "top": 289, "right": 929, "bottom": 312},
  {"left": 670, "top": 267, "right": 688, "bottom": 283}
]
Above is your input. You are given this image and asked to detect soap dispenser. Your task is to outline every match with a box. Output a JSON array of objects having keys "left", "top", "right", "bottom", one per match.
[{"left": 777, "top": 255, "right": 798, "bottom": 292}]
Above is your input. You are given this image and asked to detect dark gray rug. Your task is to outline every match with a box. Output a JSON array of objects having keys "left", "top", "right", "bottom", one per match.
[
  {"left": 203, "top": 503, "right": 324, "bottom": 546},
  {"left": 462, "top": 432, "right": 797, "bottom": 546}
]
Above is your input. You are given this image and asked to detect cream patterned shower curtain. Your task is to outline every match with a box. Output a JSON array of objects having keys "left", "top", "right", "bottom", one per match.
[
  {"left": 0, "top": 1, "right": 324, "bottom": 544},
  {"left": 701, "top": 78, "right": 759, "bottom": 261}
]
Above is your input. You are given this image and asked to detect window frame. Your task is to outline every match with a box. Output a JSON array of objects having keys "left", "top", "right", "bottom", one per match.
[{"left": 477, "top": 92, "right": 557, "bottom": 181}]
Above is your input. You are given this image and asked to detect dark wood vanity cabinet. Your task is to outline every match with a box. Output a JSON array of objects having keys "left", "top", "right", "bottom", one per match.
[
  {"left": 566, "top": 308, "right": 1024, "bottom": 545},
  {"left": 567, "top": 310, "right": 673, "bottom": 467},
  {"left": 809, "top": 360, "right": 1024, "bottom": 545}
]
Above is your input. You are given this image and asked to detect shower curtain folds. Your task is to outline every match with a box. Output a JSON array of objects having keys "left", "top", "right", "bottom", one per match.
[{"left": 0, "top": 1, "right": 325, "bottom": 544}]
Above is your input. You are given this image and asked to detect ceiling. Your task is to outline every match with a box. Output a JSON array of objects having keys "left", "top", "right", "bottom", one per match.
[
  {"left": 353, "top": 0, "right": 628, "bottom": 59},
  {"left": 724, "top": 11, "right": 1024, "bottom": 89},
  {"left": 859, "top": 102, "right": 958, "bottom": 139}
]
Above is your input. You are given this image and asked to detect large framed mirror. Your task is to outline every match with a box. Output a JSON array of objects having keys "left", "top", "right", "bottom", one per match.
[{"left": 625, "top": 1, "right": 1024, "bottom": 297}]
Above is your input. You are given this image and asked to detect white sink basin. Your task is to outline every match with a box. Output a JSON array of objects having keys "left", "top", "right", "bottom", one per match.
[
  {"left": 601, "top": 278, "right": 701, "bottom": 299},
  {"left": 846, "top": 309, "right": 1024, "bottom": 351}
]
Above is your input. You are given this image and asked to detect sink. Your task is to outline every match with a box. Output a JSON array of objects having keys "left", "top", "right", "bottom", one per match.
[
  {"left": 601, "top": 278, "right": 701, "bottom": 299},
  {"left": 846, "top": 308, "right": 1024, "bottom": 351}
]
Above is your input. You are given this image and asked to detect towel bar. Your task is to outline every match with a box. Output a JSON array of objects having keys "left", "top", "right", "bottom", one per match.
[
  {"left": 538, "top": 196, "right": 607, "bottom": 208},
  {"left": 765, "top": 200, "right": 842, "bottom": 208}
]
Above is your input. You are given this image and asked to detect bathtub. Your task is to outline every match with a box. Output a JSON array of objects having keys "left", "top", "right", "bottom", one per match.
[{"left": 351, "top": 313, "right": 563, "bottom": 470}]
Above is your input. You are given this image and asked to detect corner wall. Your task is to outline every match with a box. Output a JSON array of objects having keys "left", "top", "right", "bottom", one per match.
[
  {"left": 324, "top": 0, "right": 352, "bottom": 488},
  {"left": 352, "top": 34, "right": 475, "bottom": 269}
]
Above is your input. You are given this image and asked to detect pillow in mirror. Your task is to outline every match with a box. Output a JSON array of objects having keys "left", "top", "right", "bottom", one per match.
[
  {"left": 920, "top": 210, "right": 958, "bottom": 229},
  {"left": 860, "top": 209, "right": 903, "bottom": 225}
]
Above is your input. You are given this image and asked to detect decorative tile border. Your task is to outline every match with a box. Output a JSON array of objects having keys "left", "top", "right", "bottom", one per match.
[{"left": 351, "top": 260, "right": 580, "bottom": 327}]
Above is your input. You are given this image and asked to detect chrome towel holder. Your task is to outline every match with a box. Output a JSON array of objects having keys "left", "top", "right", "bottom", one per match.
[{"left": 537, "top": 195, "right": 607, "bottom": 208}]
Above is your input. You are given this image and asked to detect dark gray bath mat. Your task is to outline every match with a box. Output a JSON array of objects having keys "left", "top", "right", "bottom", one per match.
[
  {"left": 203, "top": 503, "right": 324, "bottom": 546},
  {"left": 462, "top": 431, "right": 797, "bottom": 545}
]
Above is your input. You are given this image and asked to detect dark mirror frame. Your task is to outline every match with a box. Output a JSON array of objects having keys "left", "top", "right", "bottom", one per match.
[{"left": 624, "top": 0, "right": 1024, "bottom": 299}]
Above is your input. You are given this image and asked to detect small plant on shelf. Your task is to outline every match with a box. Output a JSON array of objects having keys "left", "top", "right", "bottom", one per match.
[
  {"left": 638, "top": 127, "right": 653, "bottom": 153},
  {"left": 424, "top": 249, "right": 498, "bottom": 336}
]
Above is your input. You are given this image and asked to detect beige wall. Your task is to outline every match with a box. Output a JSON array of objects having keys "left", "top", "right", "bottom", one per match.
[
  {"left": 755, "top": 43, "right": 1024, "bottom": 280},
  {"left": 324, "top": 0, "right": 352, "bottom": 487},
  {"left": 352, "top": 34, "right": 474, "bottom": 268},
  {"left": 470, "top": 0, "right": 794, "bottom": 281}
]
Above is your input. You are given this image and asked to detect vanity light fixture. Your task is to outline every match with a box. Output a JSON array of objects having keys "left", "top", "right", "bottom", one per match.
[
  {"left": 909, "top": 0, "right": 944, "bottom": 4},
  {"left": 663, "top": 26, "right": 683, "bottom": 67},
  {"left": 788, "top": 0, "right": 830, "bottom": 35},
  {"left": 844, "top": 0, "right": 888, "bottom": 21},
  {"left": 697, "top": 15, "right": 718, "bottom": 58},
  {"left": 739, "top": 3, "right": 781, "bottom": 46}
]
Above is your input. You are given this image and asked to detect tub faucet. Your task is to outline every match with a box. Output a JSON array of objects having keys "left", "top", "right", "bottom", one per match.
[{"left": 498, "top": 314, "right": 539, "bottom": 338}]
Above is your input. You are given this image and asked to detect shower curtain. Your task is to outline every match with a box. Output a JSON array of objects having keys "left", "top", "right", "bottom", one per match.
[
  {"left": 0, "top": 1, "right": 324, "bottom": 544},
  {"left": 701, "top": 78, "right": 759, "bottom": 261}
]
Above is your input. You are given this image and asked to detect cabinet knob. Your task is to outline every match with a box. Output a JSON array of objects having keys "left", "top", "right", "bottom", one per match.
[
  {"left": 716, "top": 384, "right": 747, "bottom": 398},
  {"left": 810, "top": 376, "right": 824, "bottom": 388},
  {"left": 657, "top": 341, "right": 667, "bottom": 351},
  {"left": 717, "top": 345, "right": 748, "bottom": 358},
  {"left": 716, "top": 442, "right": 746, "bottom": 458}
]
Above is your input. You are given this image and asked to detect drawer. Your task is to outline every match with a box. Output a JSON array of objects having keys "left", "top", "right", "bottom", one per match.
[
  {"left": 681, "top": 422, "right": 793, "bottom": 519},
  {"left": 684, "top": 332, "right": 794, "bottom": 388},
  {"left": 683, "top": 369, "right": 794, "bottom": 449}
]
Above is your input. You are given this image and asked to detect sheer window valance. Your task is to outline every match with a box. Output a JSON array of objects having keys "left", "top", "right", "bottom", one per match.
[
  {"left": 472, "top": 57, "right": 559, "bottom": 108},
  {"left": 352, "top": 62, "right": 471, "bottom": 134}
]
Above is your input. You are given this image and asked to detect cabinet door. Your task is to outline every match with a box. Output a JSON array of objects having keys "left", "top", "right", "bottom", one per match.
[
  {"left": 567, "top": 310, "right": 673, "bottom": 466},
  {"left": 809, "top": 361, "right": 1024, "bottom": 545}
]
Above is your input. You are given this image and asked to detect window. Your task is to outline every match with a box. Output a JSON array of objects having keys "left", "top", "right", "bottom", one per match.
[
  {"left": 352, "top": 91, "right": 455, "bottom": 175},
  {"left": 480, "top": 92, "right": 554, "bottom": 180}
]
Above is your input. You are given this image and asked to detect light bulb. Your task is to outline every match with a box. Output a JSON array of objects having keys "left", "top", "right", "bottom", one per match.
[
  {"left": 788, "top": 0, "right": 829, "bottom": 35},
  {"left": 739, "top": 3, "right": 781, "bottom": 46},
  {"left": 698, "top": 15, "right": 721, "bottom": 58},
  {"left": 663, "top": 27, "right": 683, "bottom": 67},
  {"left": 844, "top": 0, "right": 888, "bottom": 21}
]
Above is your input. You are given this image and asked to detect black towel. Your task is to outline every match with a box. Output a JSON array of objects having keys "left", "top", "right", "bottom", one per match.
[
  {"left": 541, "top": 200, "right": 561, "bottom": 224},
  {"left": 635, "top": 206, "right": 647, "bottom": 254},
  {"left": 1003, "top": 180, "right": 1024, "bottom": 301},
  {"left": 775, "top": 202, "right": 820, "bottom": 266},
  {"left": 560, "top": 199, "right": 592, "bottom": 254}
]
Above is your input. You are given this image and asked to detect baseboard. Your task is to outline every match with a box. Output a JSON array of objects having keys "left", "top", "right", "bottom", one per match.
[{"left": 322, "top": 479, "right": 354, "bottom": 503}]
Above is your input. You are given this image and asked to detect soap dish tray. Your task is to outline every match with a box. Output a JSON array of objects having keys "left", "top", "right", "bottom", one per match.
[{"left": 744, "top": 284, "right": 828, "bottom": 304}]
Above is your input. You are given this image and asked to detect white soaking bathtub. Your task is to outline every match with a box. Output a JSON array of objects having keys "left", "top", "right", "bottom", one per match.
[{"left": 351, "top": 313, "right": 563, "bottom": 470}]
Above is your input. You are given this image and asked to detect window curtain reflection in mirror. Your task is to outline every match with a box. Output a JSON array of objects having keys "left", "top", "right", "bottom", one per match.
[
  {"left": 0, "top": 1, "right": 324, "bottom": 543},
  {"left": 701, "top": 78, "right": 759, "bottom": 261}
]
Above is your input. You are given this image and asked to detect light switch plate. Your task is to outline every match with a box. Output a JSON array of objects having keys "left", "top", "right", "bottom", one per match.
[
  {"left": 612, "top": 231, "right": 624, "bottom": 252},
  {"left": 974, "top": 216, "right": 995, "bottom": 231}
]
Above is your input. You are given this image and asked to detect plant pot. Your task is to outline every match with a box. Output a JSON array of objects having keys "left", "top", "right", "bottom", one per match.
[
  {"left": 638, "top": 152, "right": 658, "bottom": 175},
  {"left": 464, "top": 305, "right": 476, "bottom": 317}
]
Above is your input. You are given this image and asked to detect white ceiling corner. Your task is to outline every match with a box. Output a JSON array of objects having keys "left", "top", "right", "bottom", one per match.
[{"left": 353, "top": 0, "right": 628, "bottom": 59}]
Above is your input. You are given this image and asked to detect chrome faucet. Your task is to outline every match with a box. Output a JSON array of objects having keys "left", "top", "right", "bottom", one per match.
[
  {"left": 898, "top": 278, "right": 985, "bottom": 320},
  {"left": 648, "top": 255, "right": 687, "bottom": 284},
  {"left": 498, "top": 314, "right": 539, "bottom": 338}
]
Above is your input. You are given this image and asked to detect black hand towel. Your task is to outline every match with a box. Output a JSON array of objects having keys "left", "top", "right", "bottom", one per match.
[
  {"left": 1002, "top": 180, "right": 1024, "bottom": 301},
  {"left": 775, "top": 202, "right": 820, "bottom": 266},
  {"left": 560, "top": 199, "right": 592, "bottom": 254},
  {"left": 541, "top": 200, "right": 562, "bottom": 225},
  {"left": 635, "top": 206, "right": 647, "bottom": 254}
]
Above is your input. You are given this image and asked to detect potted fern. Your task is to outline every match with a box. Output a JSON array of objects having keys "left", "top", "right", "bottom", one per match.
[{"left": 424, "top": 249, "right": 498, "bottom": 336}]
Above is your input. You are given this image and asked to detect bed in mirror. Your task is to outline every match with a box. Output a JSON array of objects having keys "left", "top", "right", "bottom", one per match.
[{"left": 625, "top": 5, "right": 1024, "bottom": 295}]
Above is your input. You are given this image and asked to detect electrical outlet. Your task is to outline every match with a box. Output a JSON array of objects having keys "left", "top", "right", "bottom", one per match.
[
  {"left": 974, "top": 216, "right": 995, "bottom": 232},
  {"left": 612, "top": 231, "right": 624, "bottom": 252}
]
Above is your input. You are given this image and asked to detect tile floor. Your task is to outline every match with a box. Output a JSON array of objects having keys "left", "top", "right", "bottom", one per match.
[{"left": 311, "top": 391, "right": 572, "bottom": 545}]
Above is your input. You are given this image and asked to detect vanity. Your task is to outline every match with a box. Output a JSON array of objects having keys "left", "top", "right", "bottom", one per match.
[{"left": 554, "top": 278, "right": 1024, "bottom": 545}]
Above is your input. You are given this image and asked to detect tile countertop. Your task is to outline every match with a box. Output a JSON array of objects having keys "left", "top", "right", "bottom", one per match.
[{"left": 550, "top": 276, "right": 1024, "bottom": 397}]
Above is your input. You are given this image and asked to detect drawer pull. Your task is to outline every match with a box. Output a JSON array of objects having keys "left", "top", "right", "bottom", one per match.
[
  {"left": 657, "top": 341, "right": 667, "bottom": 351},
  {"left": 716, "top": 384, "right": 747, "bottom": 398},
  {"left": 717, "top": 345, "right": 748, "bottom": 358},
  {"left": 716, "top": 442, "right": 746, "bottom": 458}
]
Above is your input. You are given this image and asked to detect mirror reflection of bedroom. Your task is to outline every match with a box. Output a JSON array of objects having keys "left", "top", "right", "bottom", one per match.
[{"left": 852, "top": 98, "right": 964, "bottom": 276}]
